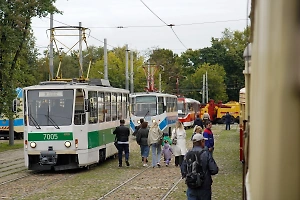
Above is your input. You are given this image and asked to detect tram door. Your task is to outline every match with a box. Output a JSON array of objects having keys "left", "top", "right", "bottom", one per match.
[{"left": 74, "top": 89, "right": 87, "bottom": 149}]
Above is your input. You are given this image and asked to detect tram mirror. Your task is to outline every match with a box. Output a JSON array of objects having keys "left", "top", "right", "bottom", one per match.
[
  {"left": 84, "top": 99, "right": 90, "bottom": 112},
  {"left": 12, "top": 99, "right": 17, "bottom": 113}
]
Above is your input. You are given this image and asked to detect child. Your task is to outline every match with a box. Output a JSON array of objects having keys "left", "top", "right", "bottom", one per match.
[
  {"left": 162, "top": 132, "right": 172, "bottom": 146},
  {"left": 161, "top": 140, "right": 173, "bottom": 166}
]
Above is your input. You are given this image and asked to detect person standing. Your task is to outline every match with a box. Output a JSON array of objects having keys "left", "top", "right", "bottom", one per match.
[
  {"left": 181, "top": 134, "right": 219, "bottom": 200},
  {"left": 203, "top": 121, "right": 215, "bottom": 156},
  {"left": 133, "top": 118, "right": 144, "bottom": 136},
  {"left": 113, "top": 119, "right": 130, "bottom": 167},
  {"left": 225, "top": 112, "right": 231, "bottom": 130},
  {"left": 202, "top": 111, "right": 210, "bottom": 127},
  {"left": 148, "top": 121, "right": 163, "bottom": 168},
  {"left": 136, "top": 122, "right": 150, "bottom": 167},
  {"left": 161, "top": 140, "right": 173, "bottom": 166},
  {"left": 171, "top": 121, "right": 187, "bottom": 167},
  {"left": 191, "top": 125, "right": 203, "bottom": 141},
  {"left": 194, "top": 114, "right": 204, "bottom": 129}
]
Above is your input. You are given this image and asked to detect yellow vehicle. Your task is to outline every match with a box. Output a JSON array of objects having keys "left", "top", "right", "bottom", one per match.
[{"left": 200, "top": 99, "right": 240, "bottom": 124}]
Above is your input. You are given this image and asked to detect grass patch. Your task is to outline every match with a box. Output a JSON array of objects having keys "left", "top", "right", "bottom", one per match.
[
  {"left": 168, "top": 125, "right": 242, "bottom": 200},
  {"left": 212, "top": 127, "right": 242, "bottom": 200},
  {"left": 0, "top": 140, "right": 23, "bottom": 152}
]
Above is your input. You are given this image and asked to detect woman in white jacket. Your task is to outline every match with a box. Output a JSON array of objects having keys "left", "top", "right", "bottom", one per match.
[{"left": 171, "top": 121, "right": 187, "bottom": 166}]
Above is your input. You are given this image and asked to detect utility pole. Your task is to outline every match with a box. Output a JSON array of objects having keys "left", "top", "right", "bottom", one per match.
[
  {"left": 9, "top": 118, "right": 14, "bottom": 145},
  {"left": 159, "top": 74, "right": 161, "bottom": 92},
  {"left": 49, "top": 13, "right": 54, "bottom": 80},
  {"left": 202, "top": 74, "right": 205, "bottom": 103},
  {"left": 130, "top": 51, "right": 134, "bottom": 93},
  {"left": 206, "top": 71, "right": 208, "bottom": 103},
  {"left": 79, "top": 22, "right": 83, "bottom": 77},
  {"left": 125, "top": 44, "right": 129, "bottom": 90},
  {"left": 104, "top": 38, "right": 108, "bottom": 80}
]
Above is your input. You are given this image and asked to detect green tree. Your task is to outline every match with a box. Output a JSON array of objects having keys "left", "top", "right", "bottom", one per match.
[
  {"left": 0, "top": 0, "right": 59, "bottom": 117},
  {"left": 148, "top": 48, "right": 181, "bottom": 94},
  {"left": 89, "top": 46, "right": 145, "bottom": 90},
  {"left": 190, "top": 63, "right": 228, "bottom": 102}
]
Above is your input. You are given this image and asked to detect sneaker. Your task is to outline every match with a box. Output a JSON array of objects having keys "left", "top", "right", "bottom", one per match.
[
  {"left": 157, "top": 163, "right": 161, "bottom": 167},
  {"left": 126, "top": 161, "right": 130, "bottom": 167},
  {"left": 118, "top": 164, "right": 122, "bottom": 167},
  {"left": 143, "top": 163, "right": 148, "bottom": 167},
  {"left": 166, "top": 164, "right": 169, "bottom": 167}
]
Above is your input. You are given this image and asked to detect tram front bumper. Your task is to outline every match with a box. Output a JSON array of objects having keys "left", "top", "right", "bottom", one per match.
[{"left": 39, "top": 149, "right": 57, "bottom": 165}]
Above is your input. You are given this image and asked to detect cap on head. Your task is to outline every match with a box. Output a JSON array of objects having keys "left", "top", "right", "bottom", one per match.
[{"left": 192, "top": 134, "right": 207, "bottom": 142}]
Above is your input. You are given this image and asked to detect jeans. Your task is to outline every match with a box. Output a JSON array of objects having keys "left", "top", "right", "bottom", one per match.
[
  {"left": 151, "top": 143, "right": 161, "bottom": 167},
  {"left": 186, "top": 187, "right": 212, "bottom": 200},
  {"left": 118, "top": 144, "right": 129, "bottom": 165},
  {"left": 140, "top": 145, "right": 150, "bottom": 158}
]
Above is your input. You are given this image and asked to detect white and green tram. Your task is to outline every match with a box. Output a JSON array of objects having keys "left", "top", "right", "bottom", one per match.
[{"left": 23, "top": 79, "right": 129, "bottom": 171}]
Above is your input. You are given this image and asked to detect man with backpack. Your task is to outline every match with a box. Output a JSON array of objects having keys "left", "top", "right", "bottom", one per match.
[{"left": 181, "top": 134, "right": 219, "bottom": 200}]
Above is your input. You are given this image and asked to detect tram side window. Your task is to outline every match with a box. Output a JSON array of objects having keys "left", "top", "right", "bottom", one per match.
[
  {"left": 122, "top": 94, "right": 127, "bottom": 119},
  {"left": 105, "top": 93, "right": 111, "bottom": 121},
  {"left": 98, "top": 92, "right": 105, "bottom": 122},
  {"left": 117, "top": 94, "right": 122, "bottom": 120},
  {"left": 157, "top": 97, "right": 164, "bottom": 114},
  {"left": 130, "top": 97, "right": 135, "bottom": 115},
  {"left": 74, "top": 89, "right": 86, "bottom": 125},
  {"left": 166, "top": 97, "right": 171, "bottom": 112},
  {"left": 88, "top": 91, "right": 98, "bottom": 124},
  {"left": 111, "top": 93, "right": 117, "bottom": 121}
]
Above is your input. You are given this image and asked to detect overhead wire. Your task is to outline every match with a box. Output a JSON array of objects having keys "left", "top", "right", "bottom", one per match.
[
  {"left": 139, "top": 0, "right": 188, "bottom": 50},
  {"left": 42, "top": 16, "right": 117, "bottom": 49},
  {"left": 140, "top": 0, "right": 168, "bottom": 26},
  {"left": 32, "top": 19, "right": 246, "bottom": 29}
]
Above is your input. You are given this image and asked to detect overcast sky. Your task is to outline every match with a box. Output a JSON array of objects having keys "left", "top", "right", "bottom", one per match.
[{"left": 32, "top": 0, "right": 249, "bottom": 56}]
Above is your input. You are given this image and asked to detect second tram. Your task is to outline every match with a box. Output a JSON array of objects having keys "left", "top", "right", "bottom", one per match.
[
  {"left": 130, "top": 92, "right": 178, "bottom": 135},
  {"left": 177, "top": 97, "right": 201, "bottom": 128}
]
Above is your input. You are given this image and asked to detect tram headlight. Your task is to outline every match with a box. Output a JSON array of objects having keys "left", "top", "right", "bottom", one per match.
[
  {"left": 30, "top": 142, "right": 36, "bottom": 148},
  {"left": 137, "top": 120, "right": 141, "bottom": 124},
  {"left": 64, "top": 141, "right": 71, "bottom": 148},
  {"left": 152, "top": 119, "right": 156, "bottom": 123}
]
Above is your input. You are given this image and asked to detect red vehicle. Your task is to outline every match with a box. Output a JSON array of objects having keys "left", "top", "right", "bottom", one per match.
[{"left": 177, "top": 97, "right": 201, "bottom": 128}]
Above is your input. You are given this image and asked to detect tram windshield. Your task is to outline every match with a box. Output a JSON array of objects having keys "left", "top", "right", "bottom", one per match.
[
  {"left": 132, "top": 96, "right": 157, "bottom": 116},
  {"left": 177, "top": 101, "right": 186, "bottom": 115},
  {"left": 27, "top": 89, "right": 74, "bottom": 126}
]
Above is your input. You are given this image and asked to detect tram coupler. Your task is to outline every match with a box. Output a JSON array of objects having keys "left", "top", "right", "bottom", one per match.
[{"left": 39, "top": 146, "right": 57, "bottom": 165}]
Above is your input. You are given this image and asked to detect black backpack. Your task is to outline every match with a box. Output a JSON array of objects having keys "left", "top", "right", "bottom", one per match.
[{"left": 185, "top": 150, "right": 206, "bottom": 189}]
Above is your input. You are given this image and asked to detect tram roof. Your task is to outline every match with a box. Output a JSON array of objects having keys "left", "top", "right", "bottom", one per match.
[
  {"left": 130, "top": 92, "right": 177, "bottom": 98},
  {"left": 23, "top": 81, "right": 129, "bottom": 93},
  {"left": 178, "top": 97, "right": 200, "bottom": 104}
]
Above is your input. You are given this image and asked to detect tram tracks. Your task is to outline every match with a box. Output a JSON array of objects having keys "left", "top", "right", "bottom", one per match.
[{"left": 98, "top": 163, "right": 183, "bottom": 200}]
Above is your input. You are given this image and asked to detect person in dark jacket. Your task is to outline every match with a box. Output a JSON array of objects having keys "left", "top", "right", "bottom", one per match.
[
  {"left": 225, "top": 112, "right": 231, "bottom": 130},
  {"left": 181, "top": 134, "right": 219, "bottom": 200},
  {"left": 113, "top": 119, "right": 130, "bottom": 167},
  {"left": 194, "top": 114, "right": 204, "bottom": 129},
  {"left": 136, "top": 121, "right": 149, "bottom": 167},
  {"left": 133, "top": 118, "right": 144, "bottom": 136}
]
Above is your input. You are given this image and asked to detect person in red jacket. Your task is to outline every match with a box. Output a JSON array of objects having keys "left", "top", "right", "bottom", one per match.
[{"left": 202, "top": 121, "right": 215, "bottom": 156}]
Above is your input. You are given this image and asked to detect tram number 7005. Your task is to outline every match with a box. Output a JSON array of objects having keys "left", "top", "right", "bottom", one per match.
[{"left": 43, "top": 134, "right": 58, "bottom": 140}]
